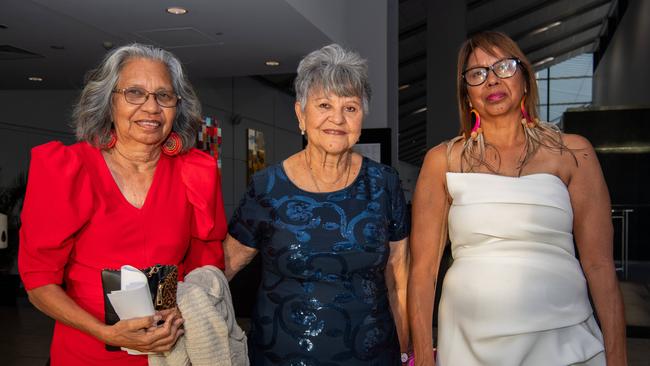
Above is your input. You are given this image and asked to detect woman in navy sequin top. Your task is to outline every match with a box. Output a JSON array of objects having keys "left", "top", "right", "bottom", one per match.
[{"left": 224, "top": 44, "right": 410, "bottom": 365}]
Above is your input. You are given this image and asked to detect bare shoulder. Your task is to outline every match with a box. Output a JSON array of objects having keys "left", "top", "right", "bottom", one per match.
[
  {"left": 561, "top": 133, "right": 605, "bottom": 186},
  {"left": 424, "top": 143, "right": 447, "bottom": 162},
  {"left": 561, "top": 133, "right": 599, "bottom": 165},
  {"left": 425, "top": 138, "right": 465, "bottom": 166},
  {"left": 422, "top": 142, "right": 449, "bottom": 174},
  {"left": 419, "top": 141, "right": 459, "bottom": 189},
  {"left": 562, "top": 133, "right": 595, "bottom": 151}
]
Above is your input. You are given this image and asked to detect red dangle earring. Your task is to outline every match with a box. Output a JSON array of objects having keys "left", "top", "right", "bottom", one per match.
[
  {"left": 162, "top": 131, "right": 183, "bottom": 156},
  {"left": 104, "top": 130, "right": 117, "bottom": 149},
  {"left": 469, "top": 108, "right": 482, "bottom": 140}
]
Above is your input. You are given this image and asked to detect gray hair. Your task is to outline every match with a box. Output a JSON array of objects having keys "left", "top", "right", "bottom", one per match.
[
  {"left": 295, "top": 44, "right": 371, "bottom": 114},
  {"left": 72, "top": 43, "right": 201, "bottom": 152}
]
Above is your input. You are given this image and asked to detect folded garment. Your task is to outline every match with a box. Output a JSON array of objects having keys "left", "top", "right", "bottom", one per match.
[{"left": 149, "top": 265, "right": 248, "bottom": 366}]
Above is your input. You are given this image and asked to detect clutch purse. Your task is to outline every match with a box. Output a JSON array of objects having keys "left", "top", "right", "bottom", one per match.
[{"left": 101, "top": 264, "right": 178, "bottom": 351}]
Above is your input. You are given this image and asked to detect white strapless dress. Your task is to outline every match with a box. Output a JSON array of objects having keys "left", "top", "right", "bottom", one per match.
[{"left": 438, "top": 173, "right": 605, "bottom": 366}]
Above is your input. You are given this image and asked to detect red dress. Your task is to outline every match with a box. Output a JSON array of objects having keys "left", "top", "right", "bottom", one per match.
[{"left": 18, "top": 141, "right": 226, "bottom": 366}]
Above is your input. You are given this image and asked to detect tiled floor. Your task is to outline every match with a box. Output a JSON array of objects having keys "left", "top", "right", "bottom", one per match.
[{"left": 1, "top": 284, "right": 649, "bottom": 366}]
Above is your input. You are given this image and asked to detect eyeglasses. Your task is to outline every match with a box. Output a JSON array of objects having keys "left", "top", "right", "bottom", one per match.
[
  {"left": 462, "top": 58, "right": 521, "bottom": 86},
  {"left": 112, "top": 87, "right": 181, "bottom": 108}
]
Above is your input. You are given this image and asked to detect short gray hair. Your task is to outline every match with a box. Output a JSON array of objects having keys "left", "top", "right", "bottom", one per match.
[
  {"left": 295, "top": 44, "right": 371, "bottom": 114},
  {"left": 72, "top": 43, "right": 201, "bottom": 153}
]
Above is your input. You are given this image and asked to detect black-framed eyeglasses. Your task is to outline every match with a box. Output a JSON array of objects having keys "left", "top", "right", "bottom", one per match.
[
  {"left": 112, "top": 87, "right": 181, "bottom": 108},
  {"left": 462, "top": 58, "right": 521, "bottom": 86}
]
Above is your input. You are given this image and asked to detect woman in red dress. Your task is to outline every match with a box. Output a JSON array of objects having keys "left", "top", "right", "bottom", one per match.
[{"left": 18, "top": 43, "right": 226, "bottom": 365}]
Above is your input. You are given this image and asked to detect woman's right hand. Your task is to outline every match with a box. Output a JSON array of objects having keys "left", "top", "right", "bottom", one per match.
[
  {"left": 27, "top": 285, "right": 184, "bottom": 353},
  {"left": 411, "top": 357, "right": 435, "bottom": 366},
  {"left": 100, "top": 310, "right": 184, "bottom": 353}
]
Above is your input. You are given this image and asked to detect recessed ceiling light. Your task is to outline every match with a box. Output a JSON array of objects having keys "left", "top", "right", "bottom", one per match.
[
  {"left": 265, "top": 60, "right": 280, "bottom": 66},
  {"left": 398, "top": 84, "right": 410, "bottom": 91},
  {"left": 410, "top": 107, "right": 427, "bottom": 116},
  {"left": 529, "top": 21, "right": 562, "bottom": 36},
  {"left": 166, "top": 7, "right": 188, "bottom": 15},
  {"left": 28, "top": 76, "right": 43, "bottom": 82},
  {"left": 533, "top": 57, "right": 555, "bottom": 68}
]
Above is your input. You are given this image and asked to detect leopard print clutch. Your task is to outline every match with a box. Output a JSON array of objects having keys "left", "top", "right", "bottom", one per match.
[{"left": 152, "top": 265, "right": 178, "bottom": 310}]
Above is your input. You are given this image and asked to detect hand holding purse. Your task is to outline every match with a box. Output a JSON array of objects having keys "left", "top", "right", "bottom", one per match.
[{"left": 101, "top": 264, "right": 178, "bottom": 351}]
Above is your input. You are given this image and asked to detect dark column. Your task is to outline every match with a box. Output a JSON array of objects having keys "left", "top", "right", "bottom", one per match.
[{"left": 426, "top": 2, "right": 467, "bottom": 147}]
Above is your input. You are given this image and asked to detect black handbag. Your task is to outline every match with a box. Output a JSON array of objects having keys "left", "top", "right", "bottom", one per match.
[{"left": 101, "top": 264, "right": 178, "bottom": 351}]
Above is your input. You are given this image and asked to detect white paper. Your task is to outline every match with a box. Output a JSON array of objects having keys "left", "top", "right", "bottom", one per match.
[{"left": 106, "top": 265, "right": 156, "bottom": 355}]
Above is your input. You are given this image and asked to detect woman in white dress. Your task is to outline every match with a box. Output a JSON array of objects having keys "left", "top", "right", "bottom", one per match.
[{"left": 407, "top": 31, "right": 627, "bottom": 366}]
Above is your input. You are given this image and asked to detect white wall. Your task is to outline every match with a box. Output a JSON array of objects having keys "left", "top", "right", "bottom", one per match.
[
  {"left": 0, "top": 90, "right": 78, "bottom": 186},
  {"left": 593, "top": 0, "right": 650, "bottom": 107},
  {"left": 195, "top": 77, "right": 301, "bottom": 218},
  {"left": 283, "top": 0, "right": 347, "bottom": 43},
  {"left": 285, "top": 0, "right": 399, "bottom": 166}
]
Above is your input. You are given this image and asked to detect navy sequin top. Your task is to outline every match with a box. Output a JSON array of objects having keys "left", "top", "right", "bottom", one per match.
[{"left": 229, "top": 157, "right": 409, "bottom": 366}]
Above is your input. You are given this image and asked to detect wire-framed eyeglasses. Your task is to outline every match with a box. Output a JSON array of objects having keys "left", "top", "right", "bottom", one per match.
[
  {"left": 462, "top": 58, "right": 521, "bottom": 86},
  {"left": 112, "top": 87, "right": 181, "bottom": 108}
]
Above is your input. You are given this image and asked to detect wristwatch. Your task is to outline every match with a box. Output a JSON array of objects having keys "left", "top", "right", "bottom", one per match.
[{"left": 401, "top": 352, "right": 409, "bottom": 363}]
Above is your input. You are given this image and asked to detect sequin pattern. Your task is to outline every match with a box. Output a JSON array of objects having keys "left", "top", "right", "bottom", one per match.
[{"left": 229, "top": 158, "right": 409, "bottom": 365}]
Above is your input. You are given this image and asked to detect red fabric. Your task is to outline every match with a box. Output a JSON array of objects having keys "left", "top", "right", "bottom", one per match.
[{"left": 18, "top": 141, "right": 226, "bottom": 366}]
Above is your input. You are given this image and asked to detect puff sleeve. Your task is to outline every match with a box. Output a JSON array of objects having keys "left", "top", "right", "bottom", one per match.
[
  {"left": 227, "top": 170, "right": 274, "bottom": 249},
  {"left": 18, "top": 142, "right": 95, "bottom": 290},
  {"left": 180, "top": 149, "right": 227, "bottom": 274}
]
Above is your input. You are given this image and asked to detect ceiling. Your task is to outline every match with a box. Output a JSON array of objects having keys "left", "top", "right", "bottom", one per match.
[
  {"left": 0, "top": 0, "right": 628, "bottom": 167},
  {"left": 0, "top": 0, "right": 331, "bottom": 89},
  {"left": 397, "top": 0, "right": 627, "bottom": 166}
]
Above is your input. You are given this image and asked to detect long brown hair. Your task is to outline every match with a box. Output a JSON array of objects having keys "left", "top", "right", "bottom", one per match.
[{"left": 451, "top": 31, "right": 570, "bottom": 174}]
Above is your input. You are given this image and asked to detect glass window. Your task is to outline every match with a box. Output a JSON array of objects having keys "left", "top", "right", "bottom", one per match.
[
  {"left": 550, "top": 78, "right": 592, "bottom": 104},
  {"left": 536, "top": 79, "right": 548, "bottom": 106},
  {"left": 549, "top": 53, "right": 593, "bottom": 78},
  {"left": 536, "top": 53, "right": 593, "bottom": 126}
]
